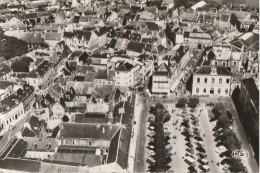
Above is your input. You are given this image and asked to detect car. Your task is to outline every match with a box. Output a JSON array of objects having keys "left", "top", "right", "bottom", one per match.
[
  {"left": 148, "top": 145, "right": 154, "bottom": 150},
  {"left": 184, "top": 156, "right": 196, "bottom": 166},
  {"left": 199, "top": 165, "right": 210, "bottom": 172},
  {"left": 147, "top": 150, "right": 155, "bottom": 156},
  {"left": 198, "top": 158, "right": 208, "bottom": 165},
  {"left": 196, "top": 153, "right": 207, "bottom": 159}
]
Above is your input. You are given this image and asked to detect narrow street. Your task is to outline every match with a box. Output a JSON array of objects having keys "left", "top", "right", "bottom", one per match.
[{"left": 134, "top": 95, "right": 149, "bottom": 172}]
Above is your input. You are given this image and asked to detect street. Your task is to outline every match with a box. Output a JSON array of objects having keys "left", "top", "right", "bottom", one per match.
[{"left": 133, "top": 94, "right": 149, "bottom": 172}]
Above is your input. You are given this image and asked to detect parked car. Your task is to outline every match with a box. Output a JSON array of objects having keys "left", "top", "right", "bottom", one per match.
[
  {"left": 184, "top": 156, "right": 196, "bottom": 166},
  {"left": 199, "top": 165, "right": 210, "bottom": 172}
]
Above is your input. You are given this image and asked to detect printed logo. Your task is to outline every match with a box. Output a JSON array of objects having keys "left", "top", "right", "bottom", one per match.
[{"left": 231, "top": 149, "right": 249, "bottom": 159}]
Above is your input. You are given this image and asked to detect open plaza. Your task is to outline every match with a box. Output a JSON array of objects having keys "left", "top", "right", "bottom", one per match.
[{"left": 143, "top": 96, "right": 258, "bottom": 173}]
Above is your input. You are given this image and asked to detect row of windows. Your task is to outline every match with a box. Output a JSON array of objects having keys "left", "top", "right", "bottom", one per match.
[
  {"left": 197, "top": 77, "right": 229, "bottom": 84},
  {"left": 214, "top": 61, "right": 237, "bottom": 66},
  {"left": 196, "top": 87, "right": 229, "bottom": 94},
  {"left": 65, "top": 139, "right": 93, "bottom": 146},
  {"left": 6, "top": 110, "right": 23, "bottom": 125}
]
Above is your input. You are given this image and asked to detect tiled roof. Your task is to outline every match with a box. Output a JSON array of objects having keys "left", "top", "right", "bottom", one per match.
[
  {"left": 26, "top": 60, "right": 53, "bottom": 78},
  {"left": 126, "top": 41, "right": 145, "bottom": 53},
  {"left": 74, "top": 113, "right": 108, "bottom": 124},
  {"left": 0, "top": 94, "right": 22, "bottom": 113},
  {"left": 194, "top": 66, "right": 233, "bottom": 76},
  {"left": 116, "top": 62, "right": 134, "bottom": 72},
  {"left": 230, "top": 32, "right": 259, "bottom": 52},
  {"left": 60, "top": 123, "right": 120, "bottom": 140},
  {"left": 154, "top": 63, "right": 170, "bottom": 76},
  {"left": 0, "top": 80, "right": 16, "bottom": 90}
]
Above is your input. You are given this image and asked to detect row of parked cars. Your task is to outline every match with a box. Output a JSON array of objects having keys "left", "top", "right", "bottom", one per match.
[{"left": 181, "top": 110, "right": 210, "bottom": 173}]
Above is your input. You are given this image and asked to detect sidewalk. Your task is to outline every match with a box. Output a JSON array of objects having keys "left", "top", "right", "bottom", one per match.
[{"left": 128, "top": 94, "right": 142, "bottom": 172}]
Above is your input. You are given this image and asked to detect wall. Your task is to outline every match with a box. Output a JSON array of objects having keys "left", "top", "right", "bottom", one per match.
[{"left": 192, "top": 74, "right": 232, "bottom": 96}]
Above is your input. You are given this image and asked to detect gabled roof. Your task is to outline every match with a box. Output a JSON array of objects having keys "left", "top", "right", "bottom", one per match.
[
  {"left": 116, "top": 62, "right": 134, "bottom": 72},
  {"left": 230, "top": 32, "right": 259, "bottom": 52},
  {"left": 22, "top": 116, "right": 44, "bottom": 137},
  {"left": 26, "top": 60, "right": 53, "bottom": 78},
  {"left": 146, "top": 22, "right": 159, "bottom": 31},
  {"left": 126, "top": 41, "right": 145, "bottom": 53},
  {"left": 154, "top": 63, "right": 170, "bottom": 76}
]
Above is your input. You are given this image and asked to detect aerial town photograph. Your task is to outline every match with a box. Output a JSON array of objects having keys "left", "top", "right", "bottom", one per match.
[{"left": 0, "top": 0, "right": 259, "bottom": 172}]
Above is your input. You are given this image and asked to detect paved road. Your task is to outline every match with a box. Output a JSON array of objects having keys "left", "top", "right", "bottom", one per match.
[{"left": 134, "top": 95, "right": 149, "bottom": 172}]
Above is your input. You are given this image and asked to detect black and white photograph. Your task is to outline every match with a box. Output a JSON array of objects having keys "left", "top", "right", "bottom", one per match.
[{"left": 0, "top": 0, "right": 259, "bottom": 172}]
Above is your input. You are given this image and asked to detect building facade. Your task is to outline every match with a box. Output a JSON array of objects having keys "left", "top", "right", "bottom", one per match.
[
  {"left": 239, "top": 78, "right": 259, "bottom": 141},
  {"left": 152, "top": 63, "right": 171, "bottom": 95},
  {"left": 192, "top": 66, "right": 233, "bottom": 96}
]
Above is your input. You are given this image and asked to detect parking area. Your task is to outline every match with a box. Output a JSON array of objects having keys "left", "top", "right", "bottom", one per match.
[
  {"left": 144, "top": 102, "right": 237, "bottom": 172},
  {"left": 165, "top": 104, "right": 224, "bottom": 173}
]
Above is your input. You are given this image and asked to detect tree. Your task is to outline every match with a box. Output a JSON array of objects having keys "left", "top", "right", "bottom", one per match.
[
  {"left": 226, "top": 111, "right": 233, "bottom": 121},
  {"left": 175, "top": 0, "right": 189, "bottom": 8},
  {"left": 217, "top": 114, "right": 232, "bottom": 129},
  {"left": 62, "top": 115, "right": 69, "bottom": 122},
  {"left": 188, "top": 97, "right": 199, "bottom": 108},
  {"left": 229, "top": 158, "right": 247, "bottom": 172},
  {"left": 176, "top": 98, "right": 187, "bottom": 108},
  {"left": 212, "top": 103, "right": 225, "bottom": 119}
]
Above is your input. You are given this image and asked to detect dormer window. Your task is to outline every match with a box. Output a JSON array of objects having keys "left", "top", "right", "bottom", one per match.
[
  {"left": 32, "top": 143, "right": 37, "bottom": 150},
  {"left": 46, "top": 143, "right": 51, "bottom": 150}
]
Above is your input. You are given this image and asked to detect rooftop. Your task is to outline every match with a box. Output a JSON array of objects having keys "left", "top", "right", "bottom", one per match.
[
  {"left": 242, "top": 78, "right": 259, "bottom": 112},
  {"left": 60, "top": 123, "right": 120, "bottom": 140},
  {"left": 194, "top": 66, "right": 233, "bottom": 76}
]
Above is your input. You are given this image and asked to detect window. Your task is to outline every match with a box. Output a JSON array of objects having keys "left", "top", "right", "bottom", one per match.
[
  {"left": 218, "top": 88, "right": 221, "bottom": 93},
  {"left": 204, "top": 78, "right": 207, "bottom": 83},
  {"left": 203, "top": 88, "right": 206, "bottom": 93},
  {"left": 196, "top": 88, "right": 199, "bottom": 93},
  {"left": 212, "top": 78, "right": 215, "bottom": 83},
  {"left": 226, "top": 79, "right": 229, "bottom": 84},
  {"left": 233, "top": 62, "right": 237, "bottom": 66},
  {"left": 197, "top": 78, "right": 200, "bottom": 83},
  {"left": 225, "top": 88, "right": 228, "bottom": 94},
  {"left": 219, "top": 78, "right": 222, "bottom": 84},
  {"left": 89, "top": 142, "right": 92, "bottom": 146},
  {"left": 223, "top": 62, "right": 226, "bottom": 66},
  {"left": 215, "top": 62, "right": 218, "bottom": 66}
]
